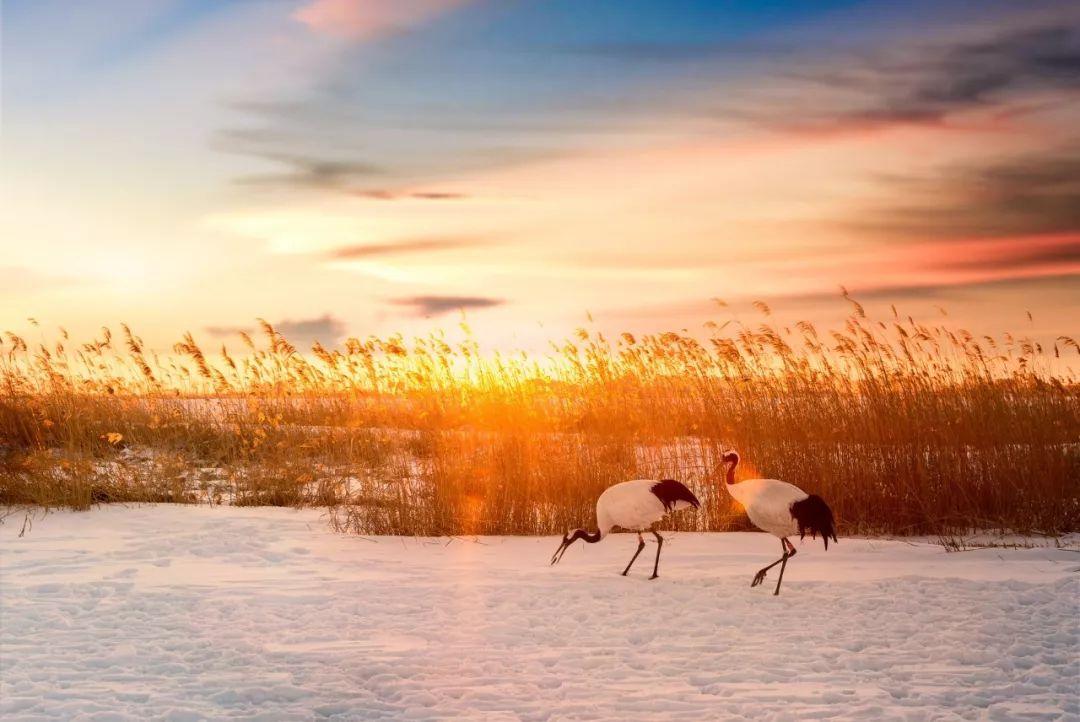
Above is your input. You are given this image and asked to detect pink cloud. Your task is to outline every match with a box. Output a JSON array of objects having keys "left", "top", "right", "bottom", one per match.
[
  {"left": 806, "top": 232, "right": 1080, "bottom": 297},
  {"left": 293, "top": 0, "right": 472, "bottom": 40},
  {"left": 915, "top": 232, "right": 1080, "bottom": 280}
]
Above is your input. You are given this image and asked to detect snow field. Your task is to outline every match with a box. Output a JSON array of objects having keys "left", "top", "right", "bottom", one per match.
[{"left": 1, "top": 506, "right": 1077, "bottom": 721}]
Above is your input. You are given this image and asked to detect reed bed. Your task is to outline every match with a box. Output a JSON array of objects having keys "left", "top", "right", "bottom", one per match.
[{"left": 1, "top": 300, "right": 1077, "bottom": 537}]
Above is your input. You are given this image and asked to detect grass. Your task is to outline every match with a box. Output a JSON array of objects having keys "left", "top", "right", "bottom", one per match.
[{"left": 1, "top": 298, "right": 1077, "bottom": 537}]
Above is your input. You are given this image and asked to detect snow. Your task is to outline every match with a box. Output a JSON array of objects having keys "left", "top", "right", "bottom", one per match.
[{"left": 1, "top": 506, "right": 1077, "bottom": 721}]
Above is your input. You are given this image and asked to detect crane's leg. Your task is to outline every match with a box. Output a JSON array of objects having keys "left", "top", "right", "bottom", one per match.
[
  {"left": 773, "top": 537, "right": 799, "bottom": 595},
  {"left": 649, "top": 529, "right": 664, "bottom": 580},
  {"left": 751, "top": 537, "right": 794, "bottom": 588},
  {"left": 621, "top": 533, "right": 646, "bottom": 576}
]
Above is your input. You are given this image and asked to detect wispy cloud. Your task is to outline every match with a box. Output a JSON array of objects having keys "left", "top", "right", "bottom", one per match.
[
  {"left": 293, "top": 0, "right": 473, "bottom": 40},
  {"left": 213, "top": 124, "right": 387, "bottom": 191},
  {"left": 234, "top": 152, "right": 384, "bottom": 191},
  {"left": 849, "top": 147, "right": 1080, "bottom": 240},
  {"left": 353, "top": 189, "right": 468, "bottom": 201},
  {"left": 932, "top": 234, "right": 1080, "bottom": 273},
  {"left": 326, "top": 236, "right": 486, "bottom": 260},
  {"left": 781, "top": 272, "right": 1080, "bottom": 305},
  {"left": 389, "top": 295, "right": 504, "bottom": 316},
  {"left": 777, "top": 21, "right": 1080, "bottom": 132}
]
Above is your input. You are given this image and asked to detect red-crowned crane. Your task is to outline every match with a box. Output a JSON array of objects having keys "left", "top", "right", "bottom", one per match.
[
  {"left": 550, "top": 479, "right": 700, "bottom": 579},
  {"left": 720, "top": 451, "right": 837, "bottom": 595}
]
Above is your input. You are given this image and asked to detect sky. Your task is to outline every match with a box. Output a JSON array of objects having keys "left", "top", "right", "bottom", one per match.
[{"left": 2, "top": 0, "right": 1078, "bottom": 351}]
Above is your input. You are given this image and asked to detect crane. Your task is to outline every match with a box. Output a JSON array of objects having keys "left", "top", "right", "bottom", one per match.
[
  {"left": 720, "top": 450, "right": 836, "bottom": 595},
  {"left": 550, "top": 478, "right": 700, "bottom": 579}
]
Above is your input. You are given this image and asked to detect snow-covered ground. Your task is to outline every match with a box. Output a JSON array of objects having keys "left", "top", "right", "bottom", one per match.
[{"left": 1, "top": 506, "right": 1076, "bottom": 721}]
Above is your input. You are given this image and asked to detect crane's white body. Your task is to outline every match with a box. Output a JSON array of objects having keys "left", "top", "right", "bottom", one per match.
[
  {"left": 596, "top": 479, "right": 695, "bottom": 537},
  {"left": 725, "top": 477, "right": 809, "bottom": 539}
]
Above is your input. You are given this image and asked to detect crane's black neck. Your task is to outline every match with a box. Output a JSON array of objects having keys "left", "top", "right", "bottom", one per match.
[
  {"left": 725, "top": 457, "right": 739, "bottom": 485},
  {"left": 571, "top": 529, "right": 603, "bottom": 544}
]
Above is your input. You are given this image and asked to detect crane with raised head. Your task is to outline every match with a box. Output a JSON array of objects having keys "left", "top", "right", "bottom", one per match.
[{"left": 720, "top": 450, "right": 837, "bottom": 595}]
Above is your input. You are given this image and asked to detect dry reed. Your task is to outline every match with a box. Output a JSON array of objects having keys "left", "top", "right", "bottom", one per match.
[{"left": 1, "top": 300, "right": 1077, "bottom": 536}]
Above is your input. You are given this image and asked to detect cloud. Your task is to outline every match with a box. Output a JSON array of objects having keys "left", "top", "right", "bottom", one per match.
[
  {"left": 233, "top": 152, "right": 384, "bottom": 190},
  {"left": 781, "top": 22, "right": 1080, "bottom": 131},
  {"left": 293, "top": 0, "right": 473, "bottom": 41},
  {"left": 216, "top": 104, "right": 562, "bottom": 196},
  {"left": 780, "top": 272, "right": 1080, "bottom": 305},
  {"left": 204, "top": 324, "right": 252, "bottom": 337},
  {"left": 932, "top": 234, "right": 1080, "bottom": 273},
  {"left": 206, "top": 315, "right": 347, "bottom": 347},
  {"left": 353, "top": 189, "right": 468, "bottom": 201},
  {"left": 389, "top": 295, "right": 504, "bottom": 316},
  {"left": 326, "top": 236, "right": 485, "bottom": 259},
  {"left": 849, "top": 147, "right": 1080, "bottom": 239},
  {"left": 219, "top": 5, "right": 1078, "bottom": 216},
  {"left": 608, "top": 271, "right": 1080, "bottom": 326},
  {"left": 820, "top": 232, "right": 1080, "bottom": 304},
  {"left": 213, "top": 124, "right": 386, "bottom": 191},
  {"left": 274, "top": 314, "right": 348, "bottom": 346}
]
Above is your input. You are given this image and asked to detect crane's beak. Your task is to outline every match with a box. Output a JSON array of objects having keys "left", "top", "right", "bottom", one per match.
[{"left": 550, "top": 534, "right": 570, "bottom": 565}]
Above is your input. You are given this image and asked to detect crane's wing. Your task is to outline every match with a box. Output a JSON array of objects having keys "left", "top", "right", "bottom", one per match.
[{"left": 650, "top": 479, "right": 700, "bottom": 512}]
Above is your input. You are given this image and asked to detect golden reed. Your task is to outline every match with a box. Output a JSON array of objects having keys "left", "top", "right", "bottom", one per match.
[{"left": 1, "top": 299, "right": 1077, "bottom": 537}]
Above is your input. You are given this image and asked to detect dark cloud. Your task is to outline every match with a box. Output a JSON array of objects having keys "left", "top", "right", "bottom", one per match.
[
  {"left": 848, "top": 147, "right": 1080, "bottom": 240},
  {"left": 389, "top": 295, "right": 504, "bottom": 317},
  {"left": 786, "top": 23, "right": 1080, "bottom": 129},
  {"left": 207, "top": 315, "right": 347, "bottom": 347},
  {"left": 903, "top": 25, "right": 1080, "bottom": 111},
  {"left": 326, "top": 237, "right": 485, "bottom": 260},
  {"left": 274, "top": 314, "right": 347, "bottom": 346}
]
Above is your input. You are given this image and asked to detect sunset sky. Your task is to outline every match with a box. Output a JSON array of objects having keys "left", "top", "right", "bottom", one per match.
[{"left": 3, "top": 0, "right": 1078, "bottom": 351}]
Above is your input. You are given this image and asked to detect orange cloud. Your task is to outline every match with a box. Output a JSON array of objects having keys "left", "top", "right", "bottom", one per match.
[
  {"left": 778, "top": 232, "right": 1080, "bottom": 300},
  {"left": 293, "top": 0, "right": 472, "bottom": 40},
  {"left": 915, "top": 232, "right": 1080, "bottom": 280}
]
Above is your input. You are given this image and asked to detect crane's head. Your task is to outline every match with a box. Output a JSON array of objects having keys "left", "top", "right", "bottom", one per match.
[
  {"left": 721, "top": 450, "right": 740, "bottom": 466},
  {"left": 550, "top": 528, "right": 601, "bottom": 565},
  {"left": 550, "top": 529, "right": 583, "bottom": 565}
]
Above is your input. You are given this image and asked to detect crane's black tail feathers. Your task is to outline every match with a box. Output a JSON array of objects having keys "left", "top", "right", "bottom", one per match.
[
  {"left": 651, "top": 479, "right": 701, "bottom": 512},
  {"left": 790, "top": 495, "right": 838, "bottom": 550}
]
